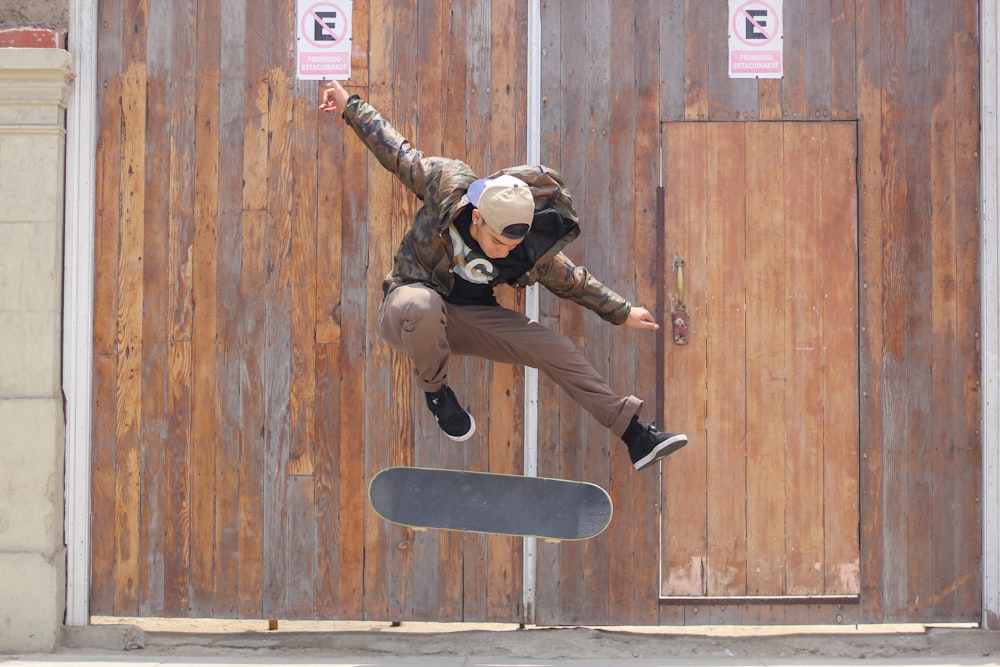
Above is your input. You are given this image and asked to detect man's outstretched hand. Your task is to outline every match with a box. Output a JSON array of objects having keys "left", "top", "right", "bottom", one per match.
[
  {"left": 624, "top": 306, "right": 660, "bottom": 331},
  {"left": 320, "top": 80, "right": 350, "bottom": 114}
]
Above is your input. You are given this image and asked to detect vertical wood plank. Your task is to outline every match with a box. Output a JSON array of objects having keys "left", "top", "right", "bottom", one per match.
[
  {"left": 113, "top": 58, "right": 147, "bottom": 616},
  {"left": 660, "top": 122, "right": 709, "bottom": 598},
  {"left": 488, "top": 0, "right": 520, "bottom": 165},
  {"left": 415, "top": 0, "right": 444, "bottom": 161},
  {"left": 604, "top": 0, "right": 653, "bottom": 626},
  {"left": 542, "top": 0, "right": 588, "bottom": 625},
  {"left": 262, "top": 65, "right": 295, "bottom": 620},
  {"left": 758, "top": 79, "right": 783, "bottom": 121},
  {"left": 236, "top": 2, "right": 270, "bottom": 611},
  {"left": 683, "top": 0, "right": 709, "bottom": 120},
  {"left": 315, "top": 88, "right": 344, "bottom": 348},
  {"left": 535, "top": 0, "right": 564, "bottom": 626},
  {"left": 820, "top": 123, "right": 861, "bottom": 596},
  {"left": 270, "top": 11, "right": 303, "bottom": 587},
  {"left": 575, "top": 0, "right": 613, "bottom": 625},
  {"left": 213, "top": 0, "right": 246, "bottom": 619},
  {"left": 704, "top": 122, "right": 747, "bottom": 597},
  {"left": 485, "top": 0, "right": 525, "bottom": 622},
  {"left": 361, "top": 0, "right": 395, "bottom": 623},
  {"left": 313, "top": 343, "right": 341, "bottom": 616},
  {"left": 332, "top": 74, "right": 371, "bottom": 617},
  {"left": 457, "top": 0, "right": 492, "bottom": 622},
  {"left": 929, "top": 0, "right": 961, "bottom": 620},
  {"left": 385, "top": 0, "right": 419, "bottom": 622},
  {"left": 805, "top": 0, "right": 833, "bottom": 119},
  {"left": 878, "top": 0, "right": 911, "bottom": 621},
  {"left": 452, "top": 23, "right": 491, "bottom": 625},
  {"left": 830, "top": 0, "right": 858, "bottom": 119},
  {"left": 285, "top": 476, "right": 316, "bottom": 617},
  {"left": 442, "top": 0, "right": 471, "bottom": 164},
  {"left": 265, "top": 4, "right": 304, "bottom": 620},
  {"left": 90, "top": 353, "right": 118, "bottom": 614},
  {"left": 164, "top": 339, "right": 192, "bottom": 616},
  {"left": 620, "top": 0, "right": 663, "bottom": 627},
  {"left": 312, "top": 0, "right": 348, "bottom": 619},
  {"left": 188, "top": 0, "right": 222, "bottom": 618},
  {"left": 780, "top": 1, "right": 807, "bottom": 119},
  {"left": 238, "top": 6, "right": 272, "bottom": 621},
  {"left": 93, "top": 0, "right": 124, "bottom": 362},
  {"left": 855, "top": 0, "right": 887, "bottom": 623},
  {"left": 782, "top": 122, "right": 825, "bottom": 595},
  {"left": 659, "top": 0, "right": 685, "bottom": 121},
  {"left": 425, "top": 0, "right": 467, "bottom": 623},
  {"left": 534, "top": 0, "right": 581, "bottom": 625},
  {"left": 164, "top": 0, "right": 198, "bottom": 618},
  {"left": 137, "top": 0, "right": 173, "bottom": 617},
  {"left": 744, "top": 121, "right": 786, "bottom": 596},
  {"left": 169, "top": 0, "right": 196, "bottom": 346},
  {"left": 90, "top": 0, "right": 125, "bottom": 613},
  {"left": 288, "top": 79, "right": 319, "bottom": 481},
  {"left": 705, "top": 0, "right": 732, "bottom": 119},
  {"left": 948, "top": 0, "right": 983, "bottom": 621},
  {"left": 902, "top": 0, "right": 934, "bottom": 622}
]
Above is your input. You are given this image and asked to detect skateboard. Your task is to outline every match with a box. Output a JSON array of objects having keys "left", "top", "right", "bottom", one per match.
[{"left": 368, "top": 466, "right": 613, "bottom": 542}]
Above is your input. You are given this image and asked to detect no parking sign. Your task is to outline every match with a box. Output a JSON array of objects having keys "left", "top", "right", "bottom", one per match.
[
  {"left": 296, "top": 0, "right": 353, "bottom": 80},
  {"left": 728, "top": 0, "right": 783, "bottom": 79}
]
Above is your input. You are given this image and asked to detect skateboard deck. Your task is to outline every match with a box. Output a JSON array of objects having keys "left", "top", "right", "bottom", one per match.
[{"left": 368, "top": 466, "right": 613, "bottom": 541}]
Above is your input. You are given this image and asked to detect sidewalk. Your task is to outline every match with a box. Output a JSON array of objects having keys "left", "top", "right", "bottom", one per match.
[
  {"left": 3, "top": 618, "right": 999, "bottom": 666},
  {"left": 5, "top": 656, "right": 1000, "bottom": 667}
]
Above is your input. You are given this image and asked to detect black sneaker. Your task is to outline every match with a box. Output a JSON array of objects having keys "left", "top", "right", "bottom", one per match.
[
  {"left": 626, "top": 421, "right": 688, "bottom": 471},
  {"left": 425, "top": 385, "right": 476, "bottom": 441}
]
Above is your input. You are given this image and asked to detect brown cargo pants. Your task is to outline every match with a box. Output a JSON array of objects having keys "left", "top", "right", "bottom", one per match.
[{"left": 378, "top": 282, "right": 642, "bottom": 438}]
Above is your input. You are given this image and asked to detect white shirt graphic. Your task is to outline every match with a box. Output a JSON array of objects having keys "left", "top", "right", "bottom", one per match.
[{"left": 449, "top": 224, "right": 499, "bottom": 285}]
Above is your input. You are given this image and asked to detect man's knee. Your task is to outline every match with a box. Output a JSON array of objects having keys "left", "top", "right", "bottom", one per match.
[{"left": 387, "top": 284, "right": 445, "bottom": 333}]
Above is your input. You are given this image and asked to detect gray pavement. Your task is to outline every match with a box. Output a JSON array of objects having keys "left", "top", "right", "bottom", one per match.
[
  {"left": 5, "top": 657, "right": 1000, "bottom": 667},
  {"left": 5, "top": 621, "right": 1000, "bottom": 667}
]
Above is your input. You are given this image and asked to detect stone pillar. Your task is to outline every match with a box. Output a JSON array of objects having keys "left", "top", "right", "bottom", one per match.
[{"left": 0, "top": 47, "right": 74, "bottom": 653}]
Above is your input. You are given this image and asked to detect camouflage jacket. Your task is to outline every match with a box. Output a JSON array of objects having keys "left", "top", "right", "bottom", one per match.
[{"left": 342, "top": 95, "right": 631, "bottom": 325}]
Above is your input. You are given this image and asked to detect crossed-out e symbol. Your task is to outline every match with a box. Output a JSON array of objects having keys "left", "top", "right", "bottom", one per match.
[
  {"left": 744, "top": 9, "right": 768, "bottom": 39},
  {"left": 732, "top": 1, "right": 779, "bottom": 47},
  {"left": 301, "top": 2, "right": 348, "bottom": 48},
  {"left": 314, "top": 11, "right": 337, "bottom": 41}
]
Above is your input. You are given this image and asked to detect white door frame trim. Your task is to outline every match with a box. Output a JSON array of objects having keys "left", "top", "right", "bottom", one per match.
[
  {"left": 522, "top": 0, "right": 542, "bottom": 627},
  {"left": 980, "top": 0, "right": 1000, "bottom": 631},
  {"left": 63, "top": 0, "right": 99, "bottom": 627}
]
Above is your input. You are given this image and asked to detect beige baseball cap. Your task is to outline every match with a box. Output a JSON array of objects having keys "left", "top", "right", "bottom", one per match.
[{"left": 468, "top": 174, "right": 534, "bottom": 239}]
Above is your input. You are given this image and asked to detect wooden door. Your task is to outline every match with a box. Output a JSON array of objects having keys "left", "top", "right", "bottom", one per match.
[{"left": 658, "top": 122, "right": 861, "bottom": 608}]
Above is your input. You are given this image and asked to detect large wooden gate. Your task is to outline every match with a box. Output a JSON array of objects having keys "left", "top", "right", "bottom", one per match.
[
  {"left": 658, "top": 122, "right": 860, "bottom": 620},
  {"left": 88, "top": 0, "right": 982, "bottom": 625}
]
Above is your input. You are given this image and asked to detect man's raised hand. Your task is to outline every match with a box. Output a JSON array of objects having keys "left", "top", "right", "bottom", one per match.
[{"left": 320, "top": 80, "right": 350, "bottom": 114}]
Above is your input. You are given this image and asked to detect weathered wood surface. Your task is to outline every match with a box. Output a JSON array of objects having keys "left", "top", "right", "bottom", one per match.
[{"left": 90, "top": 0, "right": 981, "bottom": 625}]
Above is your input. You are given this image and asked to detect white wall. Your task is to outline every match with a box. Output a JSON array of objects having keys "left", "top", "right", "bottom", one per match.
[{"left": 0, "top": 47, "right": 73, "bottom": 652}]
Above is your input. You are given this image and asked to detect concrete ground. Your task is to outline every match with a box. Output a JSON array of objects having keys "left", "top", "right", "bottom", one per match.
[{"left": 5, "top": 617, "right": 1000, "bottom": 666}]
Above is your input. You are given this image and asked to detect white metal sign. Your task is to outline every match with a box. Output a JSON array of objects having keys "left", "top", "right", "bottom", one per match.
[
  {"left": 296, "top": 0, "right": 353, "bottom": 80},
  {"left": 728, "top": 0, "right": 783, "bottom": 79}
]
